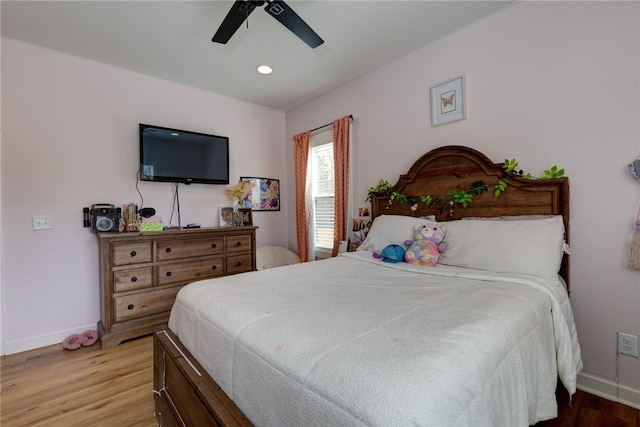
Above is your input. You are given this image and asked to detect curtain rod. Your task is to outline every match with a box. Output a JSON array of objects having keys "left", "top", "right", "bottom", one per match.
[{"left": 309, "top": 114, "right": 353, "bottom": 133}]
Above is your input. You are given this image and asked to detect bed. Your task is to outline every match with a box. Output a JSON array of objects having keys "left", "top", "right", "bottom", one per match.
[{"left": 153, "top": 145, "right": 582, "bottom": 427}]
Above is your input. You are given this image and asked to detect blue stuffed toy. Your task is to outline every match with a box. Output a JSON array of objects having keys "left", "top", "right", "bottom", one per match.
[{"left": 373, "top": 244, "right": 406, "bottom": 263}]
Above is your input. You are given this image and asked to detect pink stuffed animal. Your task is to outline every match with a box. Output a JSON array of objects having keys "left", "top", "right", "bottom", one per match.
[{"left": 404, "top": 223, "right": 446, "bottom": 266}]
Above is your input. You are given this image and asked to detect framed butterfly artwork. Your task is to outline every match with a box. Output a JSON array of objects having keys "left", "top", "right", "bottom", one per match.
[{"left": 430, "top": 75, "right": 466, "bottom": 126}]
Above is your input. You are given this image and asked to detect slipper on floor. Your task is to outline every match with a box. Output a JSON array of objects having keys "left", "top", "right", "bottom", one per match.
[
  {"left": 63, "top": 333, "right": 83, "bottom": 350},
  {"left": 81, "top": 330, "right": 99, "bottom": 347}
]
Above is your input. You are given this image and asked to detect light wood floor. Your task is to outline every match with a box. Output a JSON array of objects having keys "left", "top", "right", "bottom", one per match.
[
  {"left": 1, "top": 334, "right": 638, "bottom": 426},
  {"left": 1, "top": 335, "right": 156, "bottom": 427}
]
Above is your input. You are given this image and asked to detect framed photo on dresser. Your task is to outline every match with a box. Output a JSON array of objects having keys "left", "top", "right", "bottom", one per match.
[
  {"left": 238, "top": 208, "right": 253, "bottom": 226},
  {"left": 218, "top": 206, "right": 234, "bottom": 227}
]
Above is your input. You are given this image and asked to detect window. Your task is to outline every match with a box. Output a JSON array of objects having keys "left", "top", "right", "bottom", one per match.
[{"left": 309, "top": 131, "right": 334, "bottom": 251}]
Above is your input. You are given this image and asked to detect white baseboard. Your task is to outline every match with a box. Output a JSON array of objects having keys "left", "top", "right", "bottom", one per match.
[
  {"left": 3, "top": 323, "right": 97, "bottom": 355},
  {"left": 577, "top": 371, "right": 640, "bottom": 410}
]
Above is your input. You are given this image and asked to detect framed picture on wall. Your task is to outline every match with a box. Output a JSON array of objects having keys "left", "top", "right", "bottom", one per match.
[
  {"left": 430, "top": 75, "right": 466, "bottom": 126},
  {"left": 240, "top": 177, "right": 280, "bottom": 211}
]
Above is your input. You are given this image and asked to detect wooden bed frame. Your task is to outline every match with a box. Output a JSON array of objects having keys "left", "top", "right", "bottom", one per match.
[{"left": 153, "top": 145, "right": 570, "bottom": 426}]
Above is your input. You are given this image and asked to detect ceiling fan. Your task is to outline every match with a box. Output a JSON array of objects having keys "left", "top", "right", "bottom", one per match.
[{"left": 212, "top": 0, "right": 324, "bottom": 49}]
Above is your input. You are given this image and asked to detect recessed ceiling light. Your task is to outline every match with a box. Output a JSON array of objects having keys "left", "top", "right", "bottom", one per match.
[{"left": 257, "top": 65, "right": 273, "bottom": 75}]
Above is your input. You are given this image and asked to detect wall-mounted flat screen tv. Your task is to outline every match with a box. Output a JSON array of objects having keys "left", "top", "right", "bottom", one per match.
[{"left": 139, "top": 124, "right": 229, "bottom": 185}]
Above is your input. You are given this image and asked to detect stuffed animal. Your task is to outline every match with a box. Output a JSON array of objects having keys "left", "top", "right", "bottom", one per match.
[
  {"left": 404, "top": 223, "right": 446, "bottom": 266},
  {"left": 373, "top": 244, "right": 406, "bottom": 263}
]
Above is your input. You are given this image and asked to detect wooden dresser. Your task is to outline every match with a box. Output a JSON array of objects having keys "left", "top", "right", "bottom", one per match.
[{"left": 97, "top": 226, "right": 257, "bottom": 349}]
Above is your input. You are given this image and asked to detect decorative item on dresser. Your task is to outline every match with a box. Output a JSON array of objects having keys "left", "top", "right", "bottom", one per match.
[
  {"left": 238, "top": 208, "right": 253, "bottom": 226},
  {"left": 97, "top": 226, "right": 257, "bottom": 349}
]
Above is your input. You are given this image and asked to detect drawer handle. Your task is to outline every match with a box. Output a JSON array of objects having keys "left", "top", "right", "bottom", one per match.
[
  {"left": 165, "top": 247, "right": 172, "bottom": 253},
  {"left": 166, "top": 271, "right": 172, "bottom": 277},
  {"left": 127, "top": 304, "right": 134, "bottom": 310},
  {"left": 236, "top": 261, "right": 242, "bottom": 267},
  {"left": 211, "top": 243, "right": 217, "bottom": 249},
  {"left": 131, "top": 276, "right": 137, "bottom": 283},
  {"left": 130, "top": 250, "right": 137, "bottom": 257},
  {"left": 235, "top": 241, "right": 242, "bottom": 246},
  {"left": 211, "top": 265, "right": 217, "bottom": 270}
]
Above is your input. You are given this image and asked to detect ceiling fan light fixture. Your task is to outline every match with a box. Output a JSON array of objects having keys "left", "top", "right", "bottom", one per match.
[{"left": 257, "top": 65, "right": 273, "bottom": 75}]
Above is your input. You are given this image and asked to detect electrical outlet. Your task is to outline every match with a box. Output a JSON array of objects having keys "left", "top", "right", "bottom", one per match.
[{"left": 617, "top": 331, "right": 639, "bottom": 358}]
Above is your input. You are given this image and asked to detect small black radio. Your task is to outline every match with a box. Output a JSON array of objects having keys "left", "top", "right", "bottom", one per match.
[{"left": 83, "top": 204, "right": 121, "bottom": 232}]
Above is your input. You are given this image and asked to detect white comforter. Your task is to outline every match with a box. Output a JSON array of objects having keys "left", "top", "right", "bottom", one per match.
[{"left": 168, "top": 251, "right": 582, "bottom": 427}]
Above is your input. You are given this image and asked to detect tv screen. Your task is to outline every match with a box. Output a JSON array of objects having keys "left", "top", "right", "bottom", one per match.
[{"left": 139, "top": 124, "right": 229, "bottom": 185}]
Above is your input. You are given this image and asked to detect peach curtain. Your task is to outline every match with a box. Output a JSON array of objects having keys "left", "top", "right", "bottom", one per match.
[
  {"left": 333, "top": 115, "right": 351, "bottom": 241},
  {"left": 293, "top": 131, "right": 311, "bottom": 262}
]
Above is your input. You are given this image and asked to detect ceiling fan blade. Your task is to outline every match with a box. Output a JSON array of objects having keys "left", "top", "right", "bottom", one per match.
[
  {"left": 263, "top": 0, "right": 324, "bottom": 48},
  {"left": 212, "top": 0, "right": 259, "bottom": 44}
]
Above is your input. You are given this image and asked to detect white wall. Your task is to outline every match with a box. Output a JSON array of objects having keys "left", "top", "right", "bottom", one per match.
[
  {"left": 286, "top": 1, "right": 640, "bottom": 401},
  {"left": 1, "top": 38, "right": 288, "bottom": 353}
]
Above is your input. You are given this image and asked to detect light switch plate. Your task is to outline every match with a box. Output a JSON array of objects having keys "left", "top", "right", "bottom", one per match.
[{"left": 32, "top": 215, "right": 53, "bottom": 230}]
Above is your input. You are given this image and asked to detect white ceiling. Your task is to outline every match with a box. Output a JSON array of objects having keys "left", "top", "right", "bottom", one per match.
[{"left": 1, "top": 1, "right": 515, "bottom": 111}]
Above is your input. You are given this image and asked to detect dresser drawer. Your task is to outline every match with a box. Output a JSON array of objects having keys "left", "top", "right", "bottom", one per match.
[
  {"left": 225, "top": 235, "right": 252, "bottom": 254},
  {"left": 113, "top": 243, "right": 153, "bottom": 266},
  {"left": 157, "top": 257, "right": 224, "bottom": 286},
  {"left": 226, "top": 254, "right": 252, "bottom": 275},
  {"left": 157, "top": 238, "right": 224, "bottom": 261},
  {"left": 114, "top": 267, "right": 153, "bottom": 293},
  {"left": 114, "top": 286, "right": 180, "bottom": 322}
]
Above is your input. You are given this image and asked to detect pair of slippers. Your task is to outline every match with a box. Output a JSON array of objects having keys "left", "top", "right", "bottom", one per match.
[{"left": 63, "top": 330, "right": 99, "bottom": 350}]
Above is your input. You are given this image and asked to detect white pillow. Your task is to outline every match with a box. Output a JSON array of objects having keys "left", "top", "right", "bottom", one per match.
[
  {"left": 438, "top": 216, "right": 565, "bottom": 278},
  {"left": 357, "top": 215, "right": 436, "bottom": 253},
  {"left": 256, "top": 246, "right": 301, "bottom": 270}
]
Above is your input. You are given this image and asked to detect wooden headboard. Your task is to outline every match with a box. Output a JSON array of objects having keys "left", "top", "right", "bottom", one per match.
[{"left": 370, "top": 146, "right": 570, "bottom": 287}]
